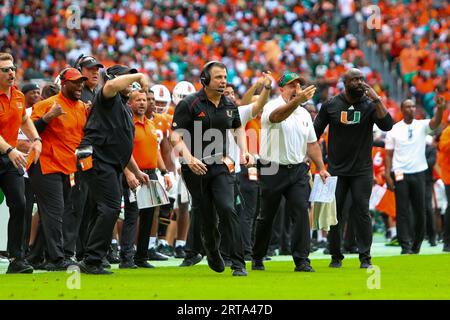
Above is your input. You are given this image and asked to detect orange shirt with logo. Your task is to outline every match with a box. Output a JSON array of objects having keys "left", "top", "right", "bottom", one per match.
[
  {"left": 30, "top": 93, "right": 87, "bottom": 175},
  {"left": 133, "top": 116, "right": 159, "bottom": 170},
  {"left": 0, "top": 86, "right": 26, "bottom": 148},
  {"left": 438, "top": 125, "right": 450, "bottom": 185}
]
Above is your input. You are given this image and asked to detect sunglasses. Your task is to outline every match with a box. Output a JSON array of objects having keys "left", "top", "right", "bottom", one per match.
[{"left": 0, "top": 66, "right": 17, "bottom": 73}]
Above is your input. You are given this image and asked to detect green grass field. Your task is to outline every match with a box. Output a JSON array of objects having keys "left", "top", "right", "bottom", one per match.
[{"left": 1, "top": 243, "right": 449, "bottom": 300}]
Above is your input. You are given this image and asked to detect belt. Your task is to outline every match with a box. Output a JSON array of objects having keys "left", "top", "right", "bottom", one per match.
[
  {"left": 279, "top": 163, "right": 304, "bottom": 169},
  {"left": 142, "top": 169, "right": 156, "bottom": 174}
]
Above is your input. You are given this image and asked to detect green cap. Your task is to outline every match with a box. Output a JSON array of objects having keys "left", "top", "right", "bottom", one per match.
[{"left": 278, "top": 71, "right": 303, "bottom": 87}]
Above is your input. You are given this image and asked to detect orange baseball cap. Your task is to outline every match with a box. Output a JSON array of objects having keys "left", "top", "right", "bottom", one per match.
[{"left": 60, "top": 68, "right": 88, "bottom": 82}]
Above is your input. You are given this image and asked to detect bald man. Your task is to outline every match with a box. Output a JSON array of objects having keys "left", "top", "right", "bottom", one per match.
[{"left": 314, "top": 68, "right": 394, "bottom": 269}]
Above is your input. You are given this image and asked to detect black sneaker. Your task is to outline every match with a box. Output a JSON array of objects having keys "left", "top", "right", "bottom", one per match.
[
  {"left": 106, "top": 244, "right": 120, "bottom": 264},
  {"left": 45, "top": 260, "right": 69, "bottom": 272},
  {"left": 79, "top": 261, "right": 113, "bottom": 275},
  {"left": 148, "top": 247, "right": 169, "bottom": 261},
  {"left": 329, "top": 259, "right": 342, "bottom": 268},
  {"left": 207, "top": 251, "right": 225, "bottom": 273},
  {"left": 174, "top": 246, "right": 186, "bottom": 259},
  {"left": 6, "top": 259, "right": 34, "bottom": 274},
  {"left": 101, "top": 257, "right": 111, "bottom": 269},
  {"left": 232, "top": 268, "right": 248, "bottom": 276},
  {"left": 443, "top": 245, "right": 450, "bottom": 253},
  {"left": 119, "top": 260, "right": 138, "bottom": 269},
  {"left": 251, "top": 259, "right": 265, "bottom": 271},
  {"left": 63, "top": 258, "right": 79, "bottom": 269},
  {"left": 294, "top": 263, "right": 315, "bottom": 272},
  {"left": 157, "top": 244, "right": 174, "bottom": 257},
  {"left": 135, "top": 260, "right": 155, "bottom": 268},
  {"left": 360, "top": 260, "right": 373, "bottom": 269},
  {"left": 179, "top": 253, "right": 203, "bottom": 267},
  {"left": 401, "top": 248, "right": 413, "bottom": 255}
]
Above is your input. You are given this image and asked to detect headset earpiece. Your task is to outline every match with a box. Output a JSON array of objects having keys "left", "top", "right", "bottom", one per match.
[
  {"left": 200, "top": 60, "right": 225, "bottom": 87},
  {"left": 73, "top": 54, "right": 85, "bottom": 71}
]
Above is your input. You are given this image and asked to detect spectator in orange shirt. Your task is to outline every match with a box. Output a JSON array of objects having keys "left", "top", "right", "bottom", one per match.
[
  {"left": 0, "top": 52, "right": 41, "bottom": 274},
  {"left": 28, "top": 67, "right": 88, "bottom": 271},
  {"left": 438, "top": 125, "right": 450, "bottom": 252},
  {"left": 119, "top": 90, "right": 172, "bottom": 268}
]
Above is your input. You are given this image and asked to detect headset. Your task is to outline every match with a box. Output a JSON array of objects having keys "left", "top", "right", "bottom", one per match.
[
  {"left": 73, "top": 54, "right": 99, "bottom": 72},
  {"left": 54, "top": 67, "right": 73, "bottom": 87},
  {"left": 200, "top": 60, "right": 227, "bottom": 87}
]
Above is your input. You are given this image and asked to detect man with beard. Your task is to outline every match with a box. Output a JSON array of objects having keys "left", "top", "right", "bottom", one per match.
[
  {"left": 384, "top": 97, "right": 445, "bottom": 254},
  {"left": 314, "top": 68, "right": 393, "bottom": 269},
  {"left": 28, "top": 68, "right": 88, "bottom": 270}
]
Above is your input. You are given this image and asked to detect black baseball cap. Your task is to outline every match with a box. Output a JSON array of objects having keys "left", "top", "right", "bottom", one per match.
[
  {"left": 21, "top": 83, "right": 40, "bottom": 94},
  {"left": 79, "top": 56, "right": 104, "bottom": 69},
  {"left": 107, "top": 65, "right": 138, "bottom": 76}
]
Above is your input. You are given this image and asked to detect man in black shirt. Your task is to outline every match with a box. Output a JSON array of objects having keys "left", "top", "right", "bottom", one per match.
[
  {"left": 171, "top": 61, "right": 252, "bottom": 276},
  {"left": 78, "top": 65, "right": 150, "bottom": 274},
  {"left": 314, "top": 68, "right": 393, "bottom": 268}
]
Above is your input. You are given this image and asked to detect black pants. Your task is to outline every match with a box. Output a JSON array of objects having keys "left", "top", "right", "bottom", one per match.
[
  {"left": 253, "top": 163, "right": 311, "bottom": 266},
  {"left": 23, "top": 177, "right": 34, "bottom": 254},
  {"left": 75, "top": 180, "right": 94, "bottom": 261},
  {"left": 238, "top": 168, "right": 259, "bottom": 257},
  {"left": 82, "top": 160, "right": 122, "bottom": 266},
  {"left": 182, "top": 164, "right": 245, "bottom": 269},
  {"left": 268, "top": 197, "right": 292, "bottom": 254},
  {"left": 181, "top": 169, "right": 204, "bottom": 259},
  {"left": 394, "top": 171, "right": 426, "bottom": 251},
  {"left": 444, "top": 184, "right": 450, "bottom": 246},
  {"left": 29, "top": 161, "right": 73, "bottom": 263},
  {"left": 120, "top": 171, "right": 157, "bottom": 262},
  {"left": 63, "top": 171, "right": 88, "bottom": 259},
  {"left": 328, "top": 174, "right": 373, "bottom": 262},
  {"left": 0, "top": 156, "right": 26, "bottom": 260},
  {"left": 425, "top": 178, "right": 436, "bottom": 243}
]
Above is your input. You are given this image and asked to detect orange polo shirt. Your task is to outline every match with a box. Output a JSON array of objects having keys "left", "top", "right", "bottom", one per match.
[
  {"left": 133, "top": 115, "right": 158, "bottom": 170},
  {"left": 30, "top": 92, "right": 87, "bottom": 175},
  {"left": 438, "top": 125, "right": 450, "bottom": 185},
  {"left": 0, "top": 86, "right": 26, "bottom": 148}
]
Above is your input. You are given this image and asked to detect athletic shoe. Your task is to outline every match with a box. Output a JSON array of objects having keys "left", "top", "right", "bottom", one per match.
[
  {"left": 385, "top": 237, "right": 400, "bottom": 246},
  {"left": 232, "top": 268, "right": 248, "bottom": 276},
  {"left": 329, "top": 259, "right": 342, "bottom": 268},
  {"left": 148, "top": 248, "right": 169, "bottom": 261},
  {"left": 360, "top": 259, "right": 373, "bottom": 269},
  {"left": 251, "top": 259, "right": 265, "bottom": 271},
  {"left": 294, "top": 263, "right": 315, "bottom": 272},
  {"left": 6, "top": 260, "right": 34, "bottom": 274},
  {"left": 135, "top": 260, "right": 155, "bottom": 268},
  {"left": 401, "top": 248, "right": 413, "bottom": 254},
  {"left": 179, "top": 253, "right": 203, "bottom": 267},
  {"left": 207, "top": 251, "right": 225, "bottom": 273},
  {"left": 443, "top": 245, "right": 450, "bottom": 253},
  {"left": 174, "top": 246, "right": 186, "bottom": 259},
  {"left": 119, "top": 260, "right": 138, "bottom": 269},
  {"left": 106, "top": 244, "right": 120, "bottom": 264},
  {"left": 79, "top": 261, "right": 113, "bottom": 275},
  {"left": 157, "top": 244, "right": 174, "bottom": 257}
]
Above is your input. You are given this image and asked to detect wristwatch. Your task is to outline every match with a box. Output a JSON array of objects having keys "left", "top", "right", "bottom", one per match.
[
  {"left": 5, "top": 147, "right": 15, "bottom": 155},
  {"left": 160, "top": 169, "right": 169, "bottom": 176}
]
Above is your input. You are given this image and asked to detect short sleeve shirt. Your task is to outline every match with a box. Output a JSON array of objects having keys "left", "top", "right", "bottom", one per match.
[{"left": 0, "top": 87, "right": 26, "bottom": 148}]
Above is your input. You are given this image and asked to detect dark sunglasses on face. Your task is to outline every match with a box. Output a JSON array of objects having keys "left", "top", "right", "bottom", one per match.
[{"left": 0, "top": 66, "right": 17, "bottom": 73}]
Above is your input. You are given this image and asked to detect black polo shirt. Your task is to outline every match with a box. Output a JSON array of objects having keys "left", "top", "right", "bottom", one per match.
[
  {"left": 314, "top": 93, "right": 393, "bottom": 176},
  {"left": 81, "top": 85, "right": 99, "bottom": 104},
  {"left": 171, "top": 88, "right": 241, "bottom": 160},
  {"left": 80, "top": 87, "right": 135, "bottom": 170}
]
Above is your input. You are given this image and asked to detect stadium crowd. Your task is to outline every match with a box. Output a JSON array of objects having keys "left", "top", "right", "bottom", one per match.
[{"left": 0, "top": 0, "right": 449, "bottom": 275}]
